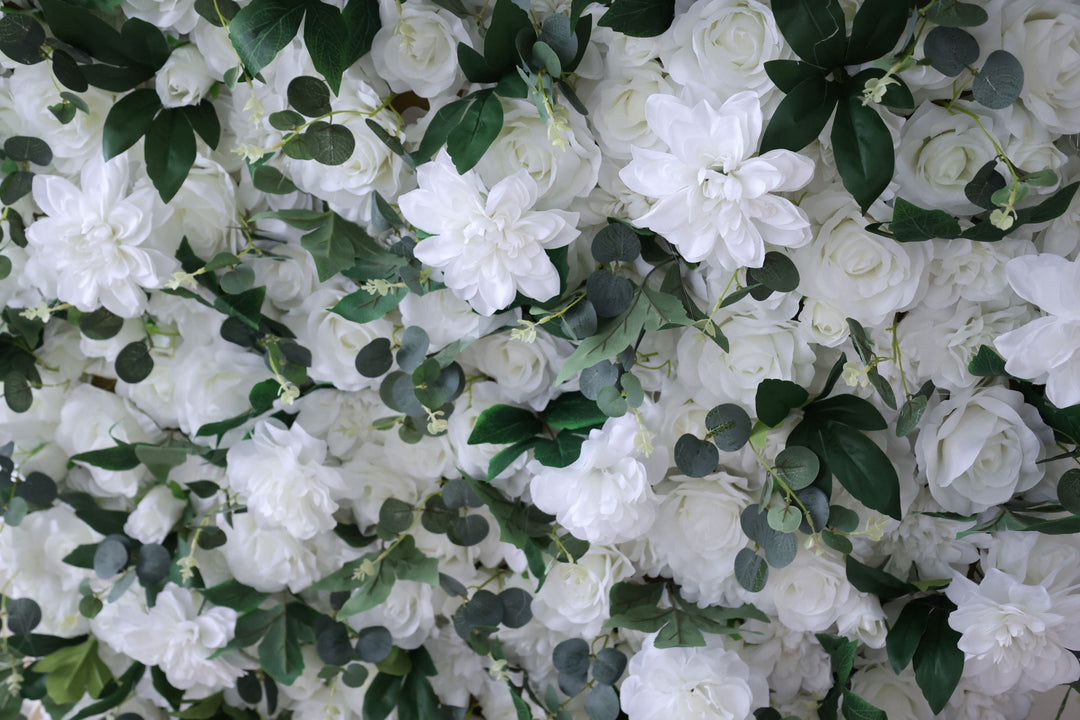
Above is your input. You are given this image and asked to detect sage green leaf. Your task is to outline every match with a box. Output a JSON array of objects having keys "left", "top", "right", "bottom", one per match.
[
  {"left": 895, "top": 395, "right": 928, "bottom": 437},
  {"left": 924, "top": 26, "right": 979, "bottom": 77},
  {"left": 674, "top": 434, "right": 718, "bottom": 477},
  {"left": 774, "top": 446, "right": 819, "bottom": 490},
  {"left": 924, "top": 0, "right": 988, "bottom": 28},
  {"left": 832, "top": 89, "right": 893, "bottom": 212},
  {"left": 0, "top": 14, "right": 45, "bottom": 65},
  {"left": 4, "top": 136, "right": 52, "bottom": 166},
  {"left": 734, "top": 548, "right": 769, "bottom": 592},
  {"left": 972, "top": 50, "right": 1024, "bottom": 109},
  {"left": 305, "top": 121, "right": 354, "bottom": 165}
]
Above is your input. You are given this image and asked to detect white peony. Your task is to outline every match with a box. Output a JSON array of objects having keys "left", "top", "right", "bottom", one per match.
[
  {"left": 915, "top": 386, "right": 1049, "bottom": 515},
  {"left": 947, "top": 569, "right": 1080, "bottom": 694},
  {"left": 994, "top": 253, "right": 1080, "bottom": 407},
  {"left": 399, "top": 152, "right": 579, "bottom": 316},
  {"left": 620, "top": 91, "right": 814, "bottom": 270},
  {"left": 25, "top": 156, "right": 177, "bottom": 318},
  {"left": 225, "top": 418, "right": 347, "bottom": 540},
  {"left": 620, "top": 635, "right": 768, "bottom": 720}
]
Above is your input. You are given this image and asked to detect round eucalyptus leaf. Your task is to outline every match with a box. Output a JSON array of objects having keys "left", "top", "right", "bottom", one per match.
[
  {"left": 620, "top": 372, "right": 644, "bottom": 408},
  {"left": 464, "top": 589, "right": 504, "bottom": 627},
  {"left": 316, "top": 621, "right": 354, "bottom": 666},
  {"left": 972, "top": 50, "right": 1024, "bottom": 109},
  {"left": 773, "top": 446, "right": 819, "bottom": 491},
  {"left": 1058, "top": 469, "right": 1080, "bottom": 515},
  {"left": 579, "top": 361, "right": 619, "bottom": 401},
  {"left": 6, "top": 597, "right": 41, "bottom": 636},
  {"left": 0, "top": 14, "right": 46, "bottom": 65},
  {"left": 78, "top": 306, "right": 124, "bottom": 340},
  {"left": 237, "top": 672, "right": 262, "bottom": 703},
  {"left": 822, "top": 530, "right": 853, "bottom": 554},
  {"left": 583, "top": 685, "right": 620, "bottom": 720},
  {"left": 17, "top": 471, "right": 56, "bottom": 509},
  {"left": 197, "top": 525, "right": 227, "bottom": 549},
  {"left": 674, "top": 433, "right": 719, "bottom": 478},
  {"left": 115, "top": 341, "right": 154, "bottom": 384},
  {"left": 356, "top": 338, "right": 393, "bottom": 378},
  {"left": 219, "top": 265, "right": 255, "bottom": 294},
  {"left": 734, "top": 548, "right": 769, "bottom": 592},
  {"left": 752, "top": 252, "right": 799, "bottom": 292},
  {"left": 135, "top": 543, "right": 172, "bottom": 585},
  {"left": 79, "top": 594, "right": 103, "bottom": 619},
  {"left": 586, "top": 269, "right": 634, "bottom": 318},
  {"left": 305, "top": 122, "right": 355, "bottom": 166},
  {"left": 0, "top": 171, "right": 33, "bottom": 204},
  {"left": 591, "top": 223, "right": 641, "bottom": 263},
  {"left": 421, "top": 494, "right": 454, "bottom": 534},
  {"left": 561, "top": 298, "right": 598, "bottom": 340},
  {"left": 439, "top": 572, "right": 468, "bottom": 598},
  {"left": 93, "top": 537, "right": 129, "bottom": 579},
  {"left": 552, "top": 638, "right": 590, "bottom": 676},
  {"left": 596, "top": 385, "right": 627, "bottom": 417},
  {"left": 497, "top": 587, "right": 533, "bottom": 628},
  {"left": 379, "top": 371, "right": 426, "bottom": 417},
  {"left": 705, "top": 403, "right": 752, "bottom": 451},
  {"left": 591, "top": 648, "right": 627, "bottom": 685},
  {"left": 559, "top": 670, "right": 588, "bottom": 697},
  {"left": 269, "top": 109, "right": 305, "bottom": 130},
  {"left": 4, "top": 135, "right": 53, "bottom": 166},
  {"left": 341, "top": 663, "right": 369, "bottom": 689},
  {"left": 767, "top": 504, "right": 803, "bottom": 534},
  {"left": 740, "top": 504, "right": 767, "bottom": 543},
  {"left": 282, "top": 133, "right": 314, "bottom": 160},
  {"left": 761, "top": 526, "right": 798, "bottom": 568},
  {"left": 924, "top": 26, "right": 979, "bottom": 77},
  {"left": 795, "top": 486, "right": 829, "bottom": 534},
  {"left": 396, "top": 326, "right": 430, "bottom": 373},
  {"left": 442, "top": 478, "right": 482, "bottom": 509},
  {"left": 449, "top": 514, "right": 489, "bottom": 546},
  {"left": 0, "top": 255, "right": 11, "bottom": 281},
  {"left": 828, "top": 505, "right": 861, "bottom": 533},
  {"left": 4, "top": 371, "right": 31, "bottom": 413},
  {"left": 287, "top": 76, "right": 331, "bottom": 116},
  {"left": 3, "top": 496, "right": 27, "bottom": 526},
  {"left": 531, "top": 40, "right": 562, "bottom": 76},
  {"left": 378, "top": 497, "right": 413, "bottom": 535},
  {"left": 355, "top": 626, "right": 394, "bottom": 663}
]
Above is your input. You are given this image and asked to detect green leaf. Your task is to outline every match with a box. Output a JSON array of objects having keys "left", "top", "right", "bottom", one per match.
[
  {"left": 764, "top": 59, "right": 825, "bottom": 92},
  {"left": 584, "top": 685, "right": 620, "bottom": 720},
  {"left": 115, "top": 341, "right": 154, "bottom": 383},
  {"left": 0, "top": 171, "right": 33, "bottom": 204},
  {"left": 845, "top": 556, "right": 917, "bottom": 600},
  {"left": 705, "top": 403, "right": 752, "bottom": 451},
  {"left": 338, "top": 560, "right": 396, "bottom": 617},
  {"left": 303, "top": 2, "right": 349, "bottom": 94},
  {"left": 342, "top": 0, "right": 381, "bottom": 66},
  {"left": 555, "top": 295, "right": 647, "bottom": 385},
  {"left": 640, "top": 284, "right": 694, "bottom": 329},
  {"left": 591, "top": 223, "right": 641, "bottom": 263},
  {"left": 145, "top": 107, "right": 196, "bottom": 202},
  {"left": 4, "top": 371, "right": 32, "bottom": 413},
  {"left": 483, "top": 0, "right": 534, "bottom": 71},
  {"left": 135, "top": 543, "right": 172, "bottom": 585},
  {"left": 767, "top": 504, "right": 803, "bottom": 533},
  {"left": 415, "top": 99, "right": 468, "bottom": 164},
  {"left": 774, "top": 446, "right": 819, "bottom": 491},
  {"left": 832, "top": 89, "right": 893, "bottom": 213},
  {"left": 32, "top": 637, "right": 113, "bottom": 705},
  {"left": 332, "top": 284, "right": 405, "bottom": 324},
  {"left": 805, "top": 394, "right": 887, "bottom": 431},
  {"left": 924, "top": 0, "right": 988, "bottom": 28},
  {"left": 756, "top": 378, "right": 809, "bottom": 427},
  {"left": 875, "top": 197, "right": 963, "bottom": 242},
  {"left": 446, "top": 90, "right": 503, "bottom": 174},
  {"left": 6, "top": 597, "right": 42, "bottom": 636},
  {"left": 771, "top": 0, "right": 847, "bottom": 68},
  {"left": 924, "top": 26, "right": 979, "bottom": 77},
  {"left": 841, "top": 692, "right": 887, "bottom": 720},
  {"left": 886, "top": 601, "right": 930, "bottom": 673},
  {"left": 68, "top": 662, "right": 146, "bottom": 720},
  {"left": 597, "top": 0, "right": 675, "bottom": 37},
  {"left": 288, "top": 75, "right": 332, "bottom": 116},
  {"left": 821, "top": 422, "right": 901, "bottom": 519},
  {"left": 259, "top": 606, "right": 306, "bottom": 685},
  {"left": 846, "top": 0, "right": 911, "bottom": 64},
  {"left": 734, "top": 548, "right": 769, "bottom": 592},
  {"left": 674, "top": 434, "right": 719, "bottom": 477},
  {"left": 851, "top": 67, "right": 915, "bottom": 110},
  {"left": 468, "top": 405, "right": 542, "bottom": 445},
  {"left": 968, "top": 344, "right": 1007, "bottom": 377},
  {"left": 972, "top": 50, "right": 1024, "bottom": 109},
  {"left": 1058, "top": 469, "right": 1080, "bottom": 515},
  {"left": 378, "top": 498, "right": 413, "bottom": 535},
  {"left": 895, "top": 395, "right": 928, "bottom": 437},
  {"left": 752, "top": 252, "right": 801, "bottom": 293},
  {"left": 228, "top": 0, "right": 308, "bottom": 77},
  {"left": 913, "top": 604, "right": 964, "bottom": 713},
  {"left": 134, "top": 445, "right": 189, "bottom": 483},
  {"left": 4, "top": 136, "right": 52, "bottom": 166},
  {"left": 38, "top": 0, "right": 129, "bottom": 66},
  {"left": 486, "top": 437, "right": 538, "bottom": 481},
  {"left": 760, "top": 73, "right": 837, "bottom": 153},
  {"left": 77, "top": 307, "right": 124, "bottom": 340},
  {"left": 0, "top": 14, "right": 45, "bottom": 65},
  {"left": 533, "top": 431, "right": 587, "bottom": 467},
  {"left": 964, "top": 160, "right": 1007, "bottom": 209},
  {"left": 356, "top": 626, "right": 393, "bottom": 663},
  {"left": 305, "top": 121, "right": 355, "bottom": 165},
  {"left": 543, "top": 392, "right": 607, "bottom": 430},
  {"left": 300, "top": 213, "right": 359, "bottom": 281},
  {"left": 201, "top": 579, "right": 271, "bottom": 613}
]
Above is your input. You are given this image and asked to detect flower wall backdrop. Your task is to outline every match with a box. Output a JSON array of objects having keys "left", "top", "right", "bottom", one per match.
[{"left": 0, "top": 0, "right": 1079, "bottom": 719}]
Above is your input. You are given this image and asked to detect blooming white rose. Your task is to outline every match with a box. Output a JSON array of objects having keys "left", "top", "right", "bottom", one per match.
[
  {"left": 531, "top": 546, "right": 635, "bottom": 638},
  {"left": 459, "top": 330, "right": 569, "bottom": 412},
  {"left": 947, "top": 569, "right": 1080, "bottom": 694},
  {"left": 581, "top": 60, "right": 676, "bottom": 161},
  {"left": 346, "top": 580, "right": 437, "bottom": 650},
  {"left": 25, "top": 156, "right": 177, "bottom": 318},
  {"left": 620, "top": 635, "right": 768, "bottom": 720},
  {"left": 155, "top": 45, "right": 214, "bottom": 108},
  {"left": 994, "top": 253, "right": 1080, "bottom": 407},
  {"left": 398, "top": 288, "right": 502, "bottom": 352},
  {"left": 171, "top": 338, "right": 272, "bottom": 443},
  {"left": 741, "top": 620, "right": 832, "bottom": 704},
  {"left": 763, "top": 544, "right": 866, "bottom": 635},
  {"left": 249, "top": 238, "right": 321, "bottom": 312},
  {"left": 848, "top": 664, "right": 935, "bottom": 720},
  {"left": 399, "top": 152, "right": 579, "bottom": 316},
  {"left": 528, "top": 414, "right": 664, "bottom": 545},
  {"left": 1003, "top": 0, "right": 1080, "bottom": 135},
  {"left": 371, "top": 0, "right": 470, "bottom": 98},
  {"left": 124, "top": 485, "right": 187, "bottom": 544},
  {"left": 121, "top": 0, "right": 199, "bottom": 33},
  {"left": 226, "top": 419, "right": 347, "bottom": 540},
  {"left": 157, "top": 154, "right": 240, "bottom": 259},
  {"left": 620, "top": 91, "right": 814, "bottom": 270},
  {"left": 915, "top": 386, "right": 1049, "bottom": 515},
  {"left": 218, "top": 514, "right": 324, "bottom": 593}
]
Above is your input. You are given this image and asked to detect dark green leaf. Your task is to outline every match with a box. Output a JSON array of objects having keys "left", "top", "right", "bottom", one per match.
[
  {"left": 587, "top": 269, "right": 635, "bottom": 318},
  {"left": 356, "top": 625, "right": 393, "bottom": 663},
  {"left": 886, "top": 601, "right": 929, "bottom": 673},
  {"left": 304, "top": 2, "right": 349, "bottom": 94},
  {"left": 269, "top": 109, "right": 305, "bottom": 130},
  {"left": 228, "top": 0, "right": 307, "bottom": 77},
  {"left": 822, "top": 422, "right": 901, "bottom": 519},
  {"left": 4, "top": 136, "right": 52, "bottom": 166},
  {"left": 760, "top": 523, "right": 798, "bottom": 566},
  {"left": 288, "top": 75, "right": 332, "bottom": 116},
  {"left": 751, "top": 251, "right": 801, "bottom": 293},
  {"left": 201, "top": 579, "right": 270, "bottom": 613},
  {"left": 135, "top": 544, "right": 171, "bottom": 585},
  {"left": 832, "top": 89, "right": 893, "bottom": 212},
  {"left": 305, "top": 121, "right": 355, "bottom": 165},
  {"left": 841, "top": 692, "right": 887, "bottom": 720},
  {"left": 755, "top": 379, "right": 808, "bottom": 427},
  {"left": 964, "top": 160, "right": 1006, "bottom": 209},
  {"left": 4, "top": 371, "right": 32, "bottom": 413},
  {"left": 356, "top": 338, "right": 393, "bottom": 377},
  {"left": 6, "top": 597, "right": 41, "bottom": 636},
  {"left": 924, "top": 26, "right": 979, "bottom": 77},
  {"left": 806, "top": 394, "right": 887, "bottom": 431},
  {"left": 705, "top": 403, "right": 752, "bottom": 451},
  {"left": 486, "top": 437, "right": 538, "bottom": 481},
  {"left": 145, "top": 107, "right": 196, "bottom": 202},
  {"left": 533, "top": 431, "right": 587, "bottom": 467},
  {"left": 591, "top": 223, "right": 641, "bottom": 263},
  {"left": 845, "top": 556, "right": 917, "bottom": 600},
  {"left": 0, "top": 171, "right": 33, "bottom": 204},
  {"left": 896, "top": 395, "right": 928, "bottom": 437},
  {"left": 259, "top": 607, "right": 305, "bottom": 685},
  {"left": 913, "top": 605, "right": 964, "bottom": 713},
  {"left": 846, "top": 0, "right": 911, "bottom": 64},
  {"left": 469, "top": 405, "right": 542, "bottom": 445},
  {"left": 968, "top": 344, "right": 1007, "bottom": 377},
  {"left": 1058, "top": 469, "right": 1080, "bottom": 515},
  {"left": 591, "top": 648, "right": 626, "bottom": 685},
  {"left": 0, "top": 14, "right": 45, "bottom": 65},
  {"left": 115, "top": 342, "right": 154, "bottom": 383},
  {"left": 764, "top": 59, "right": 824, "bottom": 92},
  {"left": 771, "top": 0, "right": 847, "bottom": 68},
  {"left": 972, "top": 50, "right": 1024, "bottom": 109},
  {"left": 182, "top": 100, "right": 221, "bottom": 149},
  {"left": 78, "top": 307, "right": 124, "bottom": 340},
  {"left": 553, "top": 638, "right": 590, "bottom": 675},
  {"left": 584, "top": 685, "right": 619, "bottom": 720},
  {"left": 498, "top": 587, "right": 533, "bottom": 628},
  {"left": 543, "top": 392, "right": 607, "bottom": 430},
  {"left": 760, "top": 73, "right": 837, "bottom": 153},
  {"left": 396, "top": 326, "right": 429, "bottom": 373},
  {"left": 734, "top": 548, "right": 769, "bottom": 592},
  {"left": 483, "top": 0, "right": 534, "bottom": 70},
  {"left": 924, "top": 0, "right": 988, "bottom": 28},
  {"left": 674, "top": 433, "right": 719, "bottom": 477},
  {"left": 446, "top": 90, "right": 503, "bottom": 174},
  {"left": 93, "top": 537, "right": 128, "bottom": 578},
  {"left": 597, "top": 0, "right": 675, "bottom": 37},
  {"left": 342, "top": 0, "right": 381, "bottom": 66}
]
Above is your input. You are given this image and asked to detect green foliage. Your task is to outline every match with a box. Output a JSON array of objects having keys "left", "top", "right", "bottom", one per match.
[
  {"left": 597, "top": 0, "right": 675, "bottom": 37},
  {"left": 605, "top": 581, "right": 767, "bottom": 647},
  {"left": 32, "top": 637, "right": 114, "bottom": 705}
]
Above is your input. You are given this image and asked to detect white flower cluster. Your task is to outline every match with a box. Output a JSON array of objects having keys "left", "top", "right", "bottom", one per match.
[{"left": 1, "top": 1, "right": 1080, "bottom": 720}]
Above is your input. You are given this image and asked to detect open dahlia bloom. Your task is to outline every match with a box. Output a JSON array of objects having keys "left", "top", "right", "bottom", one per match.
[
  {"left": 619, "top": 90, "right": 814, "bottom": 270},
  {"left": 994, "top": 253, "right": 1080, "bottom": 407},
  {"left": 399, "top": 151, "right": 579, "bottom": 316}
]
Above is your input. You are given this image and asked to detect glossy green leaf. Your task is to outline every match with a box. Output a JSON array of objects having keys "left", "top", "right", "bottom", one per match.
[
  {"left": 924, "top": 26, "right": 979, "bottom": 77},
  {"left": 597, "top": 0, "right": 675, "bottom": 37},
  {"left": 760, "top": 73, "right": 836, "bottom": 153},
  {"left": 846, "top": 0, "right": 911, "bottom": 64},
  {"left": 228, "top": 0, "right": 307, "bottom": 77},
  {"left": 446, "top": 90, "right": 503, "bottom": 174},
  {"left": 771, "top": 0, "right": 847, "bottom": 68},
  {"left": 832, "top": 89, "right": 893, "bottom": 212},
  {"left": 144, "top": 107, "right": 195, "bottom": 202}
]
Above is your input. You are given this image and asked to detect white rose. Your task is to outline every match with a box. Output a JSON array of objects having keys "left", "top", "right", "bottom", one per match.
[
  {"left": 798, "top": 298, "right": 850, "bottom": 348},
  {"left": 157, "top": 154, "right": 240, "bottom": 258},
  {"left": 895, "top": 103, "right": 997, "bottom": 214},
  {"left": 527, "top": 414, "right": 664, "bottom": 545},
  {"left": 218, "top": 514, "right": 324, "bottom": 593},
  {"left": 459, "top": 329, "right": 569, "bottom": 411},
  {"left": 226, "top": 419, "right": 347, "bottom": 540},
  {"left": 847, "top": 664, "right": 935, "bottom": 720},
  {"left": 155, "top": 45, "right": 214, "bottom": 108},
  {"left": 1004, "top": 0, "right": 1080, "bottom": 135},
  {"left": 346, "top": 580, "right": 436, "bottom": 650},
  {"left": 676, "top": 316, "right": 816, "bottom": 409},
  {"left": 531, "top": 546, "right": 635, "bottom": 638},
  {"left": 340, "top": 444, "right": 423, "bottom": 532},
  {"left": 581, "top": 60, "right": 676, "bottom": 161},
  {"left": 371, "top": 0, "right": 470, "bottom": 98},
  {"left": 398, "top": 289, "right": 502, "bottom": 352},
  {"left": 764, "top": 545, "right": 864, "bottom": 634},
  {"left": 121, "top": 0, "right": 200, "bottom": 34},
  {"left": 660, "top": 0, "right": 790, "bottom": 106},
  {"left": 191, "top": 22, "right": 237, "bottom": 79},
  {"left": 124, "top": 485, "right": 187, "bottom": 544},
  {"left": 741, "top": 620, "right": 832, "bottom": 704},
  {"left": 620, "top": 635, "right": 768, "bottom": 720},
  {"left": 171, "top": 338, "right": 272, "bottom": 443},
  {"left": 915, "top": 386, "right": 1049, "bottom": 515},
  {"left": 475, "top": 97, "right": 602, "bottom": 212},
  {"left": 249, "top": 238, "right": 320, "bottom": 312}
]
